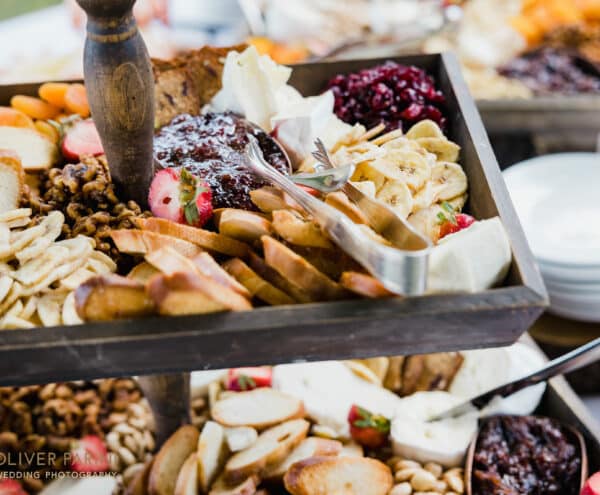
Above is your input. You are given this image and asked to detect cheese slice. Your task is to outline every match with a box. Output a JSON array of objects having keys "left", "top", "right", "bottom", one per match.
[{"left": 427, "top": 216, "right": 511, "bottom": 293}]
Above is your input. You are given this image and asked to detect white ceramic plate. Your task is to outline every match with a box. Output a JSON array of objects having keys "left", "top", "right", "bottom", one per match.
[
  {"left": 544, "top": 277, "right": 600, "bottom": 295},
  {"left": 503, "top": 153, "right": 600, "bottom": 266},
  {"left": 539, "top": 260, "right": 600, "bottom": 284}
]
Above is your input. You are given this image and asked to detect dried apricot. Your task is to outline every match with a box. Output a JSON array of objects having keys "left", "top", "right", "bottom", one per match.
[
  {"left": 38, "top": 82, "right": 70, "bottom": 109},
  {"left": 10, "top": 95, "right": 60, "bottom": 120},
  {"left": 34, "top": 120, "right": 60, "bottom": 144},
  {"left": 0, "top": 106, "right": 35, "bottom": 129},
  {"left": 64, "top": 84, "right": 90, "bottom": 118}
]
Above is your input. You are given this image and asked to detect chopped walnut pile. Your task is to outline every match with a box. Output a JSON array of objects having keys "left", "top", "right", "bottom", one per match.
[{"left": 25, "top": 155, "right": 150, "bottom": 271}]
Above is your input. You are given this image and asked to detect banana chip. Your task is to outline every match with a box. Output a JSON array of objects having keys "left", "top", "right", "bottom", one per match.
[
  {"left": 406, "top": 119, "right": 445, "bottom": 139},
  {"left": 415, "top": 137, "right": 461, "bottom": 162}
]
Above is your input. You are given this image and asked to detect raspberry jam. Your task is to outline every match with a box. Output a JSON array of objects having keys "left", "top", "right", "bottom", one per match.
[
  {"left": 154, "top": 112, "right": 289, "bottom": 210},
  {"left": 326, "top": 61, "right": 447, "bottom": 132}
]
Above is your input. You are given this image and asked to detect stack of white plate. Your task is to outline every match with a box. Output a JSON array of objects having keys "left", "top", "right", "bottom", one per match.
[{"left": 503, "top": 153, "right": 600, "bottom": 322}]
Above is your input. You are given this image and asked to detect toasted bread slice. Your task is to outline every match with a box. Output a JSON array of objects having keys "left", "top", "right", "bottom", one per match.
[
  {"left": 147, "top": 272, "right": 252, "bottom": 316},
  {"left": 284, "top": 456, "right": 393, "bottom": 495},
  {"left": 0, "top": 150, "right": 24, "bottom": 213},
  {"left": 224, "top": 427, "right": 258, "bottom": 453},
  {"left": 271, "top": 210, "right": 332, "bottom": 249},
  {"left": 263, "top": 437, "right": 342, "bottom": 481},
  {"left": 153, "top": 65, "right": 201, "bottom": 128},
  {"left": 111, "top": 229, "right": 203, "bottom": 258},
  {"left": 128, "top": 262, "right": 161, "bottom": 283},
  {"left": 125, "top": 459, "right": 153, "bottom": 495},
  {"left": 262, "top": 236, "right": 349, "bottom": 302},
  {"left": 197, "top": 421, "right": 227, "bottom": 493},
  {"left": 208, "top": 475, "right": 258, "bottom": 495},
  {"left": 222, "top": 258, "right": 295, "bottom": 306},
  {"left": 247, "top": 252, "right": 311, "bottom": 304},
  {"left": 212, "top": 388, "right": 304, "bottom": 431},
  {"left": 148, "top": 425, "right": 200, "bottom": 495},
  {"left": 174, "top": 452, "right": 199, "bottom": 495},
  {"left": 75, "top": 274, "right": 155, "bottom": 322},
  {"left": 191, "top": 253, "right": 250, "bottom": 299},
  {"left": 325, "top": 191, "right": 369, "bottom": 224},
  {"left": 339, "top": 442, "right": 364, "bottom": 458},
  {"left": 0, "top": 126, "right": 58, "bottom": 171},
  {"left": 224, "top": 419, "right": 310, "bottom": 483},
  {"left": 135, "top": 217, "right": 249, "bottom": 257},
  {"left": 340, "top": 272, "right": 395, "bottom": 298},
  {"left": 249, "top": 187, "right": 303, "bottom": 214},
  {"left": 145, "top": 246, "right": 198, "bottom": 275},
  {"left": 218, "top": 209, "right": 273, "bottom": 244}
]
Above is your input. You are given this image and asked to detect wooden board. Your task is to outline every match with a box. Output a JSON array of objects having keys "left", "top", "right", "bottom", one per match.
[{"left": 0, "top": 53, "right": 547, "bottom": 386}]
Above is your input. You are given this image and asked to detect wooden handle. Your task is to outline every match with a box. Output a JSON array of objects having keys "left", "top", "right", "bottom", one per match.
[{"left": 77, "top": 0, "right": 154, "bottom": 207}]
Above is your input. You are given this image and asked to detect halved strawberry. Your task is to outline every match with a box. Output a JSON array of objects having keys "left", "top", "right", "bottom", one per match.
[
  {"left": 60, "top": 118, "right": 104, "bottom": 161},
  {"left": 227, "top": 367, "right": 272, "bottom": 391},
  {"left": 0, "top": 480, "right": 27, "bottom": 495},
  {"left": 148, "top": 168, "right": 213, "bottom": 227},
  {"left": 70, "top": 435, "right": 109, "bottom": 473},
  {"left": 437, "top": 201, "right": 475, "bottom": 240},
  {"left": 582, "top": 472, "right": 600, "bottom": 495},
  {"left": 347, "top": 404, "right": 390, "bottom": 449}
]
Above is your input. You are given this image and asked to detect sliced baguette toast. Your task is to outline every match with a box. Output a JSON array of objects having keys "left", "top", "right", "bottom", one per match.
[
  {"left": 222, "top": 258, "right": 295, "bottom": 306},
  {"left": 0, "top": 126, "right": 58, "bottom": 171},
  {"left": 75, "top": 274, "right": 155, "bottom": 322},
  {"left": 271, "top": 210, "right": 332, "bottom": 249},
  {"left": 111, "top": 229, "right": 203, "bottom": 258},
  {"left": 218, "top": 209, "right": 273, "bottom": 244},
  {"left": 340, "top": 271, "right": 395, "bottom": 298},
  {"left": 128, "top": 262, "right": 161, "bottom": 284},
  {"left": 145, "top": 246, "right": 199, "bottom": 275},
  {"left": 125, "top": 458, "right": 154, "bottom": 495},
  {"left": 197, "top": 421, "right": 227, "bottom": 493},
  {"left": 208, "top": 475, "right": 258, "bottom": 495},
  {"left": 148, "top": 425, "right": 200, "bottom": 495},
  {"left": 224, "top": 427, "right": 258, "bottom": 453},
  {"left": 135, "top": 217, "right": 249, "bottom": 258},
  {"left": 325, "top": 191, "right": 369, "bottom": 224},
  {"left": 263, "top": 437, "right": 342, "bottom": 481},
  {"left": 174, "top": 453, "right": 199, "bottom": 495},
  {"left": 224, "top": 419, "right": 309, "bottom": 483},
  {"left": 212, "top": 388, "right": 304, "bottom": 430},
  {"left": 147, "top": 271, "right": 252, "bottom": 316},
  {"left": 283, "top": 456, "right": 393, "bottom": 495},
  {"left": 191, "top": 252, "right": 250, "bottom": 299},
  {"left": 0, "top": 149, "right": 24, "bottom": 213},
  {"left": 261, "top": 236, "right": 350, "bottom": 302}
]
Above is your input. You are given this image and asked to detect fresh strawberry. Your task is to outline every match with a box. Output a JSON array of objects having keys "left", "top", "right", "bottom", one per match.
[
  {"left": 60, "top": 118, "right": 104, "bottom": 161},
  {"left": 297, "top": 184, "right": 320, "bottom": 197},
  {"left": 347, "top": 404, "right": 390, "bottom": 449},
  {"left": 148, "top": 168, "right": 213, "bottom": 227},
  {"left": 437, "top": 201, "right": 475, "bottom": 239},
  {"left": 70, "top": 435, "right": 109, "bottom": 473},
  {"left": 0, "top": 480, "right": 27, "bottom": 495},
  {"left": 148, "top": 169, "right": 184, "bottom": 223},
  {"left": 582, "top": 472, "right": 600, "bottom": 495},
  {"left": 227, "top": 367, "right": 272, "bottom": 391}
]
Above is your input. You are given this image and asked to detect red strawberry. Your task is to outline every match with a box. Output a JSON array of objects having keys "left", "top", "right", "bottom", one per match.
[
  {"left": 148, "top": 168, "right": 213, "bottom": 227},
  {"left": 297, "top": 184, "right": 320, "bottom": 197},
  {"left": 347, "top": 404, "right": 390, "bottom": 449},
  {"left": 148, "top": 169, "right": 184, "bottom": 223},
  {"left": 582, "top": 472, "right": 600, "bottom": 495},
  {"left": 61, "top": 118, "right": 104, "bottom": 161},
  {"left": 0, "top": 480, "right": 27, "bottom": 495},
  {"left": 437, "top": 201, "right": 475, "bottom": 240},
  {"left": 70, "top": 435, "right": 109, "bottom": 473},
  {"left": 227, "top": 367, "right": 272, "bottom": 391}
]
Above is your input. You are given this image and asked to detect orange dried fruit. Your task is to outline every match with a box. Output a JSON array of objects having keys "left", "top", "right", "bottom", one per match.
[
  {"left": 0, "top": 107, "right": 35, "bottom": 129},
  {"left": 10, "top": 95, "right": 60, "bottom": 120},
  {"left": 34, "top": 120, "right": 60, "bottom": 144},
  {"left": 38, "top": 82, "right": 70, "bottom": 109},
  {"left": 64, "top": 84, "right": 90, "bottom": 118}
]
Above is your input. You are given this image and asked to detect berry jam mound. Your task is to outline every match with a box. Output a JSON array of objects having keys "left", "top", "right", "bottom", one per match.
[
  {"left": 326, "top": 61, "right": 447, "bottom": 132},
  {"left": 473, "top": 415, "right": 581, "bottom": 495},
  {"left": 154, "top": 112, "right": 289, "bottom": 210}
]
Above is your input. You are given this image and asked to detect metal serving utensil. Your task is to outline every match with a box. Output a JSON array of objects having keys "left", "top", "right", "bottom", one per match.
[
  {"left": 291, "top": 163, "right": 357, "bottom": 192},
  {"left": 245, "top": 135, "right": 430, "bottom": 295},
  {"left": 429, "top": 336, "right": 600, "bottom": 422},
  {"left": 312, "top": 139, "right": 431, "bottom": 251}
]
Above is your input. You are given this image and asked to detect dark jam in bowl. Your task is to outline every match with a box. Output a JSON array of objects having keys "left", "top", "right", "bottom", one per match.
[
  {"left": 473, "top": 416, "right": 581, "bottom": 495},
  {"left": 154, "top": 112, "right": 289, "bottom": 210}
]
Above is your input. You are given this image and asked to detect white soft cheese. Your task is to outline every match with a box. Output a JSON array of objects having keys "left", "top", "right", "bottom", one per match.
[
  {"left": 450, "top": 342, "right": 546, "bottom": 417},
  {"left": 273, "top": 361, "right": 404, "bottom": 438},
  {"left": 391, "top": 391, "right": 478, "bottom": 468},
  {"left": 39, "top": 476, "right": 117, "bottom": 495},
  {"left": 427, "top": 216, "right": 512, "bottom": 293},
  {"left": 190, "top": 369, "right": 228, "bottom": 398},
  {"left": 211, "top": 46, "right": 292, "bottom": 131}
]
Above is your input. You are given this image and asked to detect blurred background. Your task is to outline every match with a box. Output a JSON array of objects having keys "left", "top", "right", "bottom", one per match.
[{"left": 0, "top": 0, "right": 599, "bottom": 413}]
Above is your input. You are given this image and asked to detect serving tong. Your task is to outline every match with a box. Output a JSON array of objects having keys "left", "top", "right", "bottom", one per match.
[{"left": 245, "top": 136, "right": 431, "bottom": 295}]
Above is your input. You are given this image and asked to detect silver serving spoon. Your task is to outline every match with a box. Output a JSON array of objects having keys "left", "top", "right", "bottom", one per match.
[
  {"left": 291, "top": 163, "right": 356, "bottom": 192},
  {"left": 429, "top": 337, "right": 600, "bottom": 422}
]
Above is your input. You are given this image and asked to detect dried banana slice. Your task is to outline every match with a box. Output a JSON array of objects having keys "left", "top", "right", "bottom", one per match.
[
  {"left": 406, "top": 119, "right": 445, "bottom": 139},
  {"left": 352, "top": 162, "right": 386, "bottom": 191},
  {"left": 430, "top": 162, "right": 468, "bottom": 201},
  {"left": 0, "top": 208, "right": 31, "bottom": 223},
  {"left": 13, "top": 245, "right": 70, "bottom": 286},
  {"left": 415, "top": 137, "right": 460, "bottom": 162},
  {"left": 19, "top": 296, "right": 38, "bottom": 321},
  {"left": 408, "top": 204, "right": 445, "bottom": 243},
  {"left": 0, "top": 275, "right": 12, "bottom": 304},
  {"left": 447, "top": 194, "right": 468, "bottom": 211},
  {"left": 385, "top": 149, "right": 432, "bottom": 191},
  {"left": 376, "top": 180, "right": 414, "bottom": 220},
  {"left": 62, "top": 292, "right": 83, "bottom": 326},
  {"left": 0, "top": 316, "right": 34, "bottom": 330},
  {"left": 412, "top": 181, "right": 435, "bottom": 212},
  {"left": 350, "top": 180, "right": 377, "bottom": 198},
  {"left": 37, "top": 293, "right": 62, "bottom": 327}
]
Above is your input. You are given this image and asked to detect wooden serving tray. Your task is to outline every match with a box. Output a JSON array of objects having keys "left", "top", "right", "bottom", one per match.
[{"left": 0, "top": 53, "right": 547, "bottom": 386}]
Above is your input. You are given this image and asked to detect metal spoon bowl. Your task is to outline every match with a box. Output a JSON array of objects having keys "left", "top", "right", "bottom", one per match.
[{"left": 290, "top": 163, "right": 356, "bottom": 192}]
